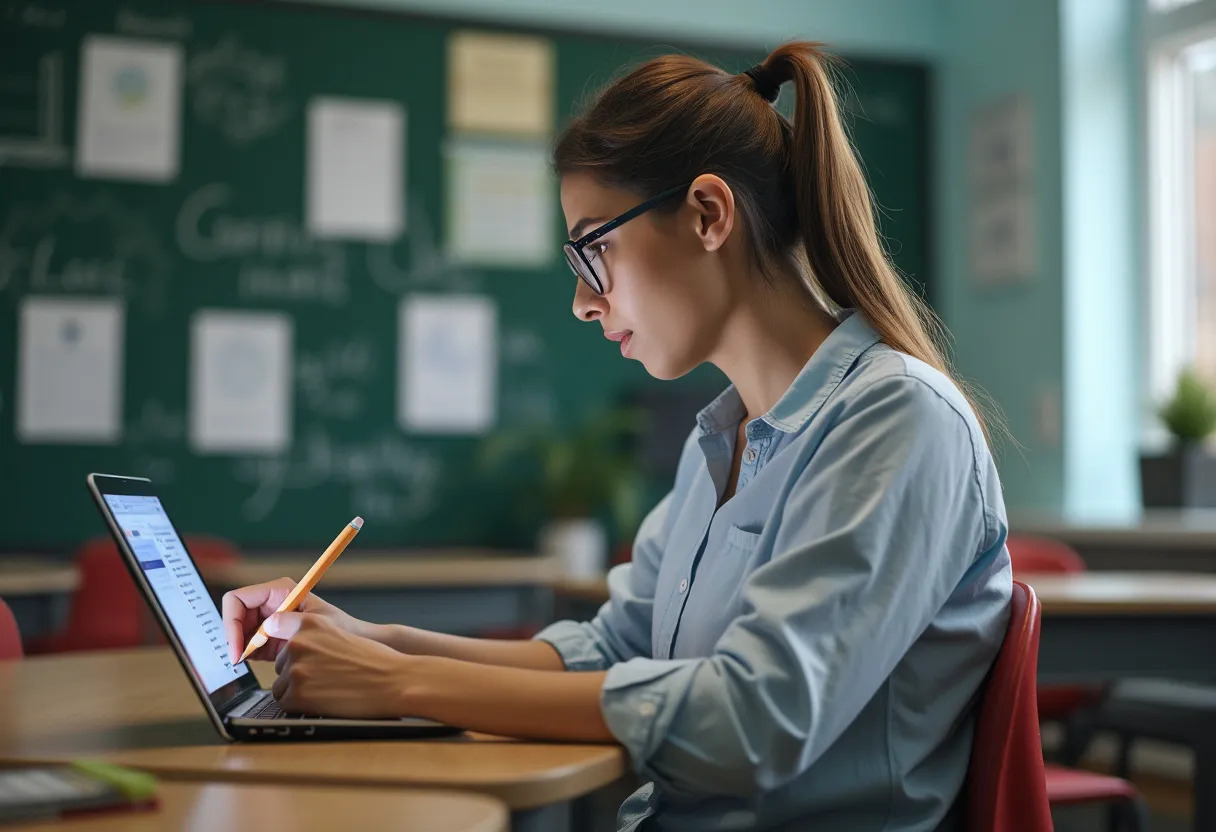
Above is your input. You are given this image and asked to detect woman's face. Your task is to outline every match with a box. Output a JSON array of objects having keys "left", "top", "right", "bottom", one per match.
[{"left": 559, "top": 173, "right": 734, "bottom": 380}]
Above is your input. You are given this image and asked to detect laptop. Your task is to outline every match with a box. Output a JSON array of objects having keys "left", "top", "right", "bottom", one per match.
[{"left": 86, "top": 473, "right": 462, "bottom": 742}]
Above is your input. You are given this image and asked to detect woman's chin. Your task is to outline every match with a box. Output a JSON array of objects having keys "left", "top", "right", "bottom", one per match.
[{"left": 640, "top": 350, "right": 697, "bottom": 381}]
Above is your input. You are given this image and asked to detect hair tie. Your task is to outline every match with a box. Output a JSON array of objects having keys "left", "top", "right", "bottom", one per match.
[{"left": 743, "top": 64, "right": 781, "bottom": 104}]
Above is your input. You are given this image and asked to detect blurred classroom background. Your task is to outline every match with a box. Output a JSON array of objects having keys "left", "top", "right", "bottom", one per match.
[{"left": 1, "top": 0, "right": 1215, "bottom": 830}]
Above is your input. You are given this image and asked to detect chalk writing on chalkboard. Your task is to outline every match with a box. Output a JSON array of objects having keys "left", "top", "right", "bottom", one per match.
[
  {"left": 188, "top": 34, "right": 290, "bottom": 146},
  {"left": 232, "top": 428, "right": 442, "bottom": 522},
  {"left": 176, "top": 182, "right": 348, "bottom": 305},
  {"left": 366, "top": 192, "right": 479, "bottom": 294},
  {"left": 6, "top": 3, "right": 67, "bottom": 29},
  {"left": 296, "top": 338, "right": 375, "bottom": 421},
  {"left": 500, "top": 382, "right": 557, "bottom": 427},
  {"left": 0, "top": 190, "right": 168, "bottom": 312},
  {"left": 502, "top": 328, "right": 544, "bottom": 365},
  {"left": 128, "top": 399, "right": 186, "bottom": 446}
]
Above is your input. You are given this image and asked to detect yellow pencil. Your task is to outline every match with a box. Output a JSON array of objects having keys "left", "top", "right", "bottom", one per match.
[{"left": 237, "top": 516, "right": 364, "bottom": 663}]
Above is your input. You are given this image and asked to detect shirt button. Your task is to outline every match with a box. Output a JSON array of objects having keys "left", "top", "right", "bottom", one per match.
[
  {"left": 678, "top": 578, "right": 688, "bottom": 593},
  {"left": 638, "top": 702, "right": 656, "bottom": 717},
  {"left": 743, "top": 446, "right": 757, "bottom": 463}
]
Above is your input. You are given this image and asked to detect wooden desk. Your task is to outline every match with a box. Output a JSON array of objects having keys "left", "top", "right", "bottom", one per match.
[
  {"left": 199, "top": 552, "right": 565, "bottom": 637},
  {"left": 0, "top": 649, "right": 624, "bottom": 832},
  {"left": 0, "top": 559, "right": 78, "bottom": 597},
  {"left": 0, "top": 559, "right": 79, "bottom": 640},
  {"left": 1022, "top": 571, "right": 1216, "bottom": 615},
  {"left": 4, "top": 780, "right": 508, "bottom": 832},
  {"left": 1012, "top": 509, "right": 1216, "bottom": 571},
  {"left": 201, "top": 550, "right": 563, "bottom": 590}
]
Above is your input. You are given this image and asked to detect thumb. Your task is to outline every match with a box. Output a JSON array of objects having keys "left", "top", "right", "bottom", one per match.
[{"left": 263, "top": 611, "right": 306, "bottom": 639}]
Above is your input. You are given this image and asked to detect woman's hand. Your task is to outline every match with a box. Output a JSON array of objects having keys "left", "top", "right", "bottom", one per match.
[
  {"left": 268, "top": 613, "right": 411, "bottom": 719},
  {"left": 221, "top": 577, "right": 373, "bottom": 664}
]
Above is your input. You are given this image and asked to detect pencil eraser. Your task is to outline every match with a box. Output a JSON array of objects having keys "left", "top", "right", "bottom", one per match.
[{"left": 351, "top": 516, "right": 364, "bottom": 530}]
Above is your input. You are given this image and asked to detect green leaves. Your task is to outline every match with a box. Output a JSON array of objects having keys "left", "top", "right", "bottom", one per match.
[
  {"left": 477, "top": 407, "right": 650, "bottom": 535},
  {"left": 1159, "top": 368, "right": 1216, "bottom": 444}
]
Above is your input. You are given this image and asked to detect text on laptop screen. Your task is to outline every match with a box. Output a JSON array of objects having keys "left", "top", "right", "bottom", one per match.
[{"left": 103, "top": 494, "right": 251, "bottom": 694}]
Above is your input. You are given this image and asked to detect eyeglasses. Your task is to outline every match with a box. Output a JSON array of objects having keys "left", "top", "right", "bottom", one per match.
[{"left": 562, "top": 181, "right": 694, "bottom": 295}]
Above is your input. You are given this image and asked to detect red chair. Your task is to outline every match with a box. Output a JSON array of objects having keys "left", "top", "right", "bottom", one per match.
[
  {"left": 182, "top": 536, "right": 242, "bottom": 568},
  {"left": 1005, "top": 535, "right": 1087, "bottom": 575},
  {"left": 26, "top": 538, "right": 143, "bottom": 654},
  {"left": 1007, "top": 535, "right": 1104, "bottom": 726},
  {"left": 964, "top": 580, "right": 1054, "bottom": 832},
  {"left": 0, "top": 597, "right": 23, "bottom": 660},
  {"left": 1005, "top": 543, "right": 1150, "bottom": 831},
  {"left": 1042, "top": 764, "right": 1148, "bottom": 830}
]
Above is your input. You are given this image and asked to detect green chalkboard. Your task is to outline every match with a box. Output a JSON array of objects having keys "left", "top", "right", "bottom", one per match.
[{"left": 0, "top": 0, "right": 930, "bottom": 549}]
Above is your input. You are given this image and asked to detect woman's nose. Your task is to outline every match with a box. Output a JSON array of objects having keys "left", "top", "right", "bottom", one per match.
[{"left": 572, "top": 279, "right": 606, "bottom": 322}]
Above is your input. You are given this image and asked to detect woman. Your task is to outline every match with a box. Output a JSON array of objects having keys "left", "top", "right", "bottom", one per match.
[{"left": 223, "top": 42, "right": 1011, "bottom": 831}]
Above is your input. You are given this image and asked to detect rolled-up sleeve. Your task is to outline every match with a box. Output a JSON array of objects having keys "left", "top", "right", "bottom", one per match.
[
  {"left": 533, "top": 491, "right": 673, "bottom": 671},
  {"left": 597, "top": 372, "right": 997, "bottom": 797}
]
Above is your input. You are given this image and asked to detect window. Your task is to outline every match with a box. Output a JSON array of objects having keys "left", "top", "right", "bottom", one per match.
[
  {"left": 1195, "top": 45, "right": 1216, "bottom": 381},
  {"left": 1147, "top": 4, "right": 1216, "bottom": 404}
]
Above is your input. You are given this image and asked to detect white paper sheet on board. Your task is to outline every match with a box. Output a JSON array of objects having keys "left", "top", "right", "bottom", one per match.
[
  {"left": 399, "top": 295, "right": 497, "bottom": 434},
  {"left": 190, "top": 311, "right": 292, "bottom": 453},
  {"left": 446, "top": 139, "right": 553, "bottom": 267},
  {"left": 448, "top": 30, "right": 554, "bottom": 137},
  {"left": 17, "top": 297, "right": 124, "bottom": 444},
  {"left": 307, "top": 97, "right": 405, "bottom": 241},
  {"left": 76, "top": 35, "right": 183, "bottom": 181}
]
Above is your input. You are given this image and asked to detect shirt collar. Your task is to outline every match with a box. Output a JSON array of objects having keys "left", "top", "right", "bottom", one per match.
[{"left": 694, "top": 309, "right": 882, "bottom": 436}]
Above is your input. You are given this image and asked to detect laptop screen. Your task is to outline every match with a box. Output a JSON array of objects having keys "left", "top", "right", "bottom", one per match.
[{"left": 102, "top": 494, "right": 251, "bottom": 694}]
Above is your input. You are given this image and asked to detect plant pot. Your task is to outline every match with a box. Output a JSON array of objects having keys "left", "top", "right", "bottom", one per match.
[
  {"left": 1139, "top": 444, "right": 1216, "bottom": 508},
  {"left": 538, "top": 517, "right": 608, "bottom": 579}
]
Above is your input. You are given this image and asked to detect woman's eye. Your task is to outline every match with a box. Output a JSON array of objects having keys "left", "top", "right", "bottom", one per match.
[{"left": 586, "top": 241, "right": 609, "bottom": 261}]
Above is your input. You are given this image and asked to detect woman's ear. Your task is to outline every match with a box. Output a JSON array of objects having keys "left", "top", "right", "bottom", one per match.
[{"left": 686, "top": 173, "right": 736, "bottom": 253}]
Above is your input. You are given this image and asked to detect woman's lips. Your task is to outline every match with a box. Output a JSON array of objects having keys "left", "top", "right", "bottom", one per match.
[{"left": 604, "top": 330, "right": 633, "bottom": 356}]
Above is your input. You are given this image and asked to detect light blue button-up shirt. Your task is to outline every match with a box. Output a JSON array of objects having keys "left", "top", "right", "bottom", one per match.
[{"left": 534, "top": 310, "right": 1012, "bottom": 831}]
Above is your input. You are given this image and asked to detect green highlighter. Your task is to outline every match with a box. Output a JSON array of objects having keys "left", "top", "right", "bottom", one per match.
[{"left": 0, "top": 760, "right": 159, "bottom": 825}]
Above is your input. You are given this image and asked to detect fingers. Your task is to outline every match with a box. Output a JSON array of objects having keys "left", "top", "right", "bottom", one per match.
[
  {"left": 264, "top": 611, "right": 307, "bottom": 641},
  {"left": 220, "top": 578, "right": 296, "bottom": 663}
]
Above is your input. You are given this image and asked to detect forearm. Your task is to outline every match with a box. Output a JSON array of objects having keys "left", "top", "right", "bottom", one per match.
[
  {"left": 366, "top": 622, "right": 566, "bottom": 671},
  {"left": 404, "top": 655, "right": 614, "bottom": 742}
]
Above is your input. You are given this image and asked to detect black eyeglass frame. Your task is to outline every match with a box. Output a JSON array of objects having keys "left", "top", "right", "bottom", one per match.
[{"left": 562, "top": 180, "right": 694, "bottom": 295}]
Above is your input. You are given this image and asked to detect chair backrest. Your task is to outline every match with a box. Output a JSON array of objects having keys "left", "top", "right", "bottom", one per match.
[
  {"left": 1006, "top": 535, "right": 1086, "bottom": 574},
  {"left": 964, "top": 580, "right": 1053, "bottom": 832},
  {"left": 65, "top": 537, "right": 144, "bottom": 649},
  {"left": 0, "top": 597, "right": 23, "bottom": 660},
  {"left": 181, "top": 535, "right": 242, "bottom": 567}
]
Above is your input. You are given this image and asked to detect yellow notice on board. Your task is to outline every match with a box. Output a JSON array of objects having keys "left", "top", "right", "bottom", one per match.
[{"left": 447, "top": 30, "right": 554, "bottom": 137}]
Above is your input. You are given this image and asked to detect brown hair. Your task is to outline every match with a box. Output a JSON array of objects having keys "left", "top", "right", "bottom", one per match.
[{"left": 554, "top": 41, "right": 1000, "bottom": 445}]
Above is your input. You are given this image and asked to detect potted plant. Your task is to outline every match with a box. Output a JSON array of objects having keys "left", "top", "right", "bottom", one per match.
[
  {"left": 1140, "top": 368, "right": 1216, "bottom": 508},
  {"left": 480, "top": 408, "right": 649, "bottom": 578}
]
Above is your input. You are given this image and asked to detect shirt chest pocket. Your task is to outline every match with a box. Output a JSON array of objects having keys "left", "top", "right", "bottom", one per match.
[
  {"left": 672, "top": 524, "right": 766, "bottom": 657},
  {"left": 724, "top": 524, "right": 763, "bottom": 553}
]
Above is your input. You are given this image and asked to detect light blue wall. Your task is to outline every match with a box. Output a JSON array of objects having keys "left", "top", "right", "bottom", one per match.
[
  {"left": 287, "top": 0, "right": 944, "bottom": 57},
  {"left": 1061, "top": 0, "right": 1140, "bottom": 519},
  {"left": 938, "top": 0, "right": 1141, "bottom": 519},
  {"left": 937, "top": 0, "right": 1067, "bottom": 513}
]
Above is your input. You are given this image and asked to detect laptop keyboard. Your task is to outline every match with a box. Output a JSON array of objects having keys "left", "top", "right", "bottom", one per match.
[{"left": 246, "top": 695, "right": 323, "bottom": 721}]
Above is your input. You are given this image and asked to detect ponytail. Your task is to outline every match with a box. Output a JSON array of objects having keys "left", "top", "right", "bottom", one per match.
[{"left": 750, "top": 43, "right": 999, "bottom": 445}]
